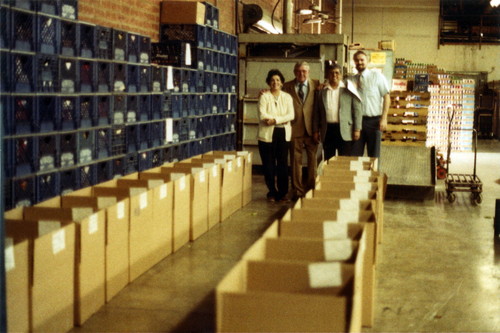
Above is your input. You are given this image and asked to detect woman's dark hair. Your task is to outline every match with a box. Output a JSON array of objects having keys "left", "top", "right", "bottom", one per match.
[{"left": 266, "top": 69, "right": 285, "bottom": 85}]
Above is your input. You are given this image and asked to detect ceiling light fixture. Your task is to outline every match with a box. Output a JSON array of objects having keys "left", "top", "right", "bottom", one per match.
[{"left": 491, "top": 0, "right": 500, "bottom": 7}]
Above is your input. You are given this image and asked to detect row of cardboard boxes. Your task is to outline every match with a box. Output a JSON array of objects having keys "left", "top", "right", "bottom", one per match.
[
  {"left": 2, "top": 93, "right": 237, "bottom": 136},
  {"left": 4, "top": 150, "right": 253, "bottom": 333},
  {"left": 5, "top": 136, "right": 238, "bottom": 209},
  {"left": 0, "top": 51, "right": 237, "bottom": 94},
  {"left": 217, "top": 156, "right": 387, "bottom": 332},
  {"left": 5, "top": 116, "right": 237, "bottom": 178}
]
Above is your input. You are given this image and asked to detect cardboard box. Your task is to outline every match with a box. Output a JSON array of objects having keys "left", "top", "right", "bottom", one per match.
[
  {"left": 176, "top": 161, "right": 222, "bottom": 228},
  {"left": 5, "top": 219, "right": 76, "bottom": 333},
  {"left": 139, "top": 169, "right": 191, "bottom": 252},
  {"left": 192, "top": 155, "right": 243, "bottom": 221},
  {"left": 5, "top": 237, "right": 30, "bottom": 333},
  {"left": 61, "top": 188, "right": 130, "bottom": 302},
  {"left": 93, "top": 179, "right": 155, "bottom": 282},
  {"left": 217, "top": 259, "right": 361, "bottom": 332},
  {"left": 160, "top": 1, "right": 206, "bottom": 25},
  {"left": 163, "top": 165, "right": 209, "bottom": 241},
  {"left": 205, "top": 151, "right": 253, "bottom": 206},
  {"left": 62, "top": 187, "right": 129, "bottom": 301},
  {"left": 22, "top": 204, "right": 106, "bottom": 326},
  {"left": 118, "top": 175, "right": 174, "bottom": 269}
]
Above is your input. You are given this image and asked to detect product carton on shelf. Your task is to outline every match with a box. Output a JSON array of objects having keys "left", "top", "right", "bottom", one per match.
[
  {"left": 139, "top": 168, "right": 191, "bottom": 252},
  {"left": 176, "top": 161, "right": 222, "bottom": 228},
  {"left": 160, "top": 1, "right": 206, "bottom": 25},
  {"left": 21, "top": 203, "right": 106, "bottom": 327},
  {"left": 5, "top": 217, "right": 76, "bottom": 333},
  {"left": 4, "top": 237, "right": 30, "bottom": 333},
  {"left": 61, "top": 187, "right": 129, "bottom": 302},
  {"left": 162, "top": 165, "right": 209, "bottom": 241}
]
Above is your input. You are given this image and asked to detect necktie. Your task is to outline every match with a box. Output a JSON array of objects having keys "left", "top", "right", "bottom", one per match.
[
  {"left": 357, "top": 74, "right": 362, "bottom": 90},
  {"left": 298, "top": 83, "right": 305, "bottom": 102}
]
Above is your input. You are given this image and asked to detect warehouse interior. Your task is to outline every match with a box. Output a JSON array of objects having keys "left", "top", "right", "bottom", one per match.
[{"left": 1, "top": 0, "right": 500, "bottom": 332}]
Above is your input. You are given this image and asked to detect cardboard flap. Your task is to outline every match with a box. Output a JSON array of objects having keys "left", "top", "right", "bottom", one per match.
[
  {"left": 23, "top": 206, "right": 94, "bottom": 222},
  {"left": 116, "top": 178, "right": 164, "bottom": 189},
  {"left": 61, "top": 195, "right": 117, "bottom": 210},
  {"left": 265, "top": 238, "right": 359, "bottom": 262},
  {"left": 92, "top": 186, "right": 146, "bottom": 199},
  {"left": 279, "top": 220, "right": 365, "bottom": 240}
]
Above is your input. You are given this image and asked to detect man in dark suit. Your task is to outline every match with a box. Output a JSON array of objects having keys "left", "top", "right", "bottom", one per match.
[
  {"left": 282, "top": 61, "right": 319, "bottom": 199},
  {"left": 313, "top": 63, "right": 363, "bottom": 160}
]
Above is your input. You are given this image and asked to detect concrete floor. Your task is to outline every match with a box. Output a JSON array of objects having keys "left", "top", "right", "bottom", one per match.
[{"left": 71, "top": 140, "right": 500, "bottom": 333}]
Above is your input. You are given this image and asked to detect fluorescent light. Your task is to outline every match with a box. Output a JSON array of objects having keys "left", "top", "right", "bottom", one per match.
[
  {"left": 491, "top": 0, "right": 500, "bottom": 7},
  {"left": 298, "top": 9, "right": 313, "bottom": 15},
  {"left": 255, "top": 19, "right": 283, "bottom": 34}
]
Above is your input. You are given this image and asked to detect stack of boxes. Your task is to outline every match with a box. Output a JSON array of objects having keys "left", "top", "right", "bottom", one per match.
[
  {"left": 217, "top": 156, "right": 386, "bottom": 332},
  {"left": 1, "top": 0, "right": 238, "bottom": 210},
  {"left": 427, "top": 75, "right": 475, "bottom": 152},
  {"left": 4, "top": 149, "right": 253, "bottom": 333}
]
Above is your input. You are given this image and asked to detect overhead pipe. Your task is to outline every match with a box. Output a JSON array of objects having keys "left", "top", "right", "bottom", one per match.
[{"left": 283, "top": 0, "right": 294, "bottom": 33}]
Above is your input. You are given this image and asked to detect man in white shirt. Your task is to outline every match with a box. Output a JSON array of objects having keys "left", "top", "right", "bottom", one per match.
[
  {"left": 350, "top": 50, "right": 390, "bottom": 158},
  {"left": 313, "top": 63, "right": 363, "bottom": 160}
]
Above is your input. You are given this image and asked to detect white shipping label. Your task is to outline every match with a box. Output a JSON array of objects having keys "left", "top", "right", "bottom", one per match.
[
  {"left": 88, "top": 214, "right": 99, "bottom": 235},
  {"left": 212, "top": 165, "right": 218, "bottom": 178},
  {"left": 350, "top": 160, "right": 364, "bottom": 171},
  {"left": 38, "top": 221, "right": 62, "bottom": 236},
  {"left": 340, "top": 199, "right": 360, "bottom": 212},
  {"left": 199, "top": 170, "right": 206, "bottom": 183},
  {"left": 355, "top": 182, "right": 373, "bottom": 192},
  {"left": 165, "top": 118, "right": 173, "bottom": 143},
  {"left": 351, "top": 189, "right": 369, "bottom": 200},
  {"left": 227, "top": 161, "right": 233, "bottom": 172},
  {"left": 323, "top": 222, "right": 348, "bottom": 240},
  {"left": 52, "top": 229, "right": 66, "bottom": 255},
  {"left": 356, "top": 169, "right": 372, "bottom": 177},
  {"left": 324, "top": 239, "right": 353, "bottom": 261},
  {"left": 117, "top": 201, "right": 125, "bottom": 219},
  {"left": 337, "top": 209, "right": 360, "bottom": 223},
  {"left": 179, "top": 176, "right": 186, "bottom": 191},
  {"left": 140, "top": 192, "right": 148, "bottom": 210},
  {"left": 5, "top": 238, "right": 15, "bottom": 272},
  {"left": 237, "top": 157, "right": 242, "bottom": 168},
  {"left": 160, "top": 184, "right": 167, "bottom": 199},
  {"left": 166, "top": 66, "right": 174, "bottom": 90},
  {"left": 354, "top": 175, "right": 371, "bottom": 183},
  {"left": 308, "top": 262, "right": 342, "bottom": 288}
]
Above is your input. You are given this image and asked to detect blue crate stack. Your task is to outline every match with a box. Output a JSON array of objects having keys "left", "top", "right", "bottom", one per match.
[{"left": 1, "top": 1, "right": 237, "bottom": 209}]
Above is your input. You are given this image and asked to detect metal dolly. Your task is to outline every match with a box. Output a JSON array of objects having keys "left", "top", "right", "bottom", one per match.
[{"left": 444, "top": 105, "right": 483, "bottom": 204}]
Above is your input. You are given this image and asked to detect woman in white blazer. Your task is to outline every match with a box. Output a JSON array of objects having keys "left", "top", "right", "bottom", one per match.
[{"left": 257, "top": 69, "right": 295, "bottom": 202}]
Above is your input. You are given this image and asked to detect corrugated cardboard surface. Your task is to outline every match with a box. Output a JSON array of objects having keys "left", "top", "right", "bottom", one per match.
[{"left": 160, "top": 1, "right": 206, "bottom": 24}]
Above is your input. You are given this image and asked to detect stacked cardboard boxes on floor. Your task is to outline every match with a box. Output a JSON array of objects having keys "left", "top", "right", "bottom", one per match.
[
  {"left": 217, "top": 156, "right": 386, "bottom": 332},
  {"left": 4, "top": 150, "right": 252, "bottom": 333}
]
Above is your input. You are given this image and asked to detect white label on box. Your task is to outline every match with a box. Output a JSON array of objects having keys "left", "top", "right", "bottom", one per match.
[
  {"left": 160, "top": 184, "right": 167, "bottom": 199},
  {"left": 237, "top": 157, "right": 242, "bottom": 168},
  {"left": 179, "top": 176, "right": 186, "bottom": 191},
  {"left": 350, "top": 160, "right": 364, "bottom": 171},
  {"left": 199, "top": 170, "right": 206, "bottom": 183},
  {"left": 355, "top": 182, "right": 373, "bottom": 192},
  {"left": 308, "top": 262, "right": 342, "bottom": 288},
  {"left": 140, "top": 192, "right": 148, "bottom": 210},
  {"left": 354, "top": 175, "right": 371, "bottom": 183},
  {"left": 227, "top": 161, "right": 233, "bottom": 172},
  {"left": 351, "top": 189, "right": 369, "bottom": 200},
  {"left": 356, "top": 170, "right": 372, "bottom": 177},
  {"left": 165, "top": 118, "right": 173, "bottom": 143},
  {"left": 337, "top": 209, "right": 360, "bottom": 223},
  {"left": 38, "top": 221, "right": 62, "bottom": 236},
  {"left": 52, "top": 229, "right": 66, "bottom": 255},
  {"left": 166, "top": 66, "right": 174, "bottom": 90},
  {"left": 340, "top": 199, "right": 360, "bottom": 212},
  {"left": 323, "top": 221, "right": 348, "bottom": 240},
  {"left": 117, "top": 201, "right": 125, "bottom": 219},
  {"left": 324, "top": 239, "right": 352, "bottom": 261},
  {"left": 212, "top": 165, "right": 218, "bottom": 178},
  {"left": 88, "top": 213, "right": 99, "bottom": 235},
  {"left": 5, "top": 238, "right": 15, "bottom": 272}
]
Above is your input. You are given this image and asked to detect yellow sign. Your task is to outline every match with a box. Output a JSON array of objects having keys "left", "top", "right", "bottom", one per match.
[{"left": 370, "top": 52, "right": 386, "bottom": 65}]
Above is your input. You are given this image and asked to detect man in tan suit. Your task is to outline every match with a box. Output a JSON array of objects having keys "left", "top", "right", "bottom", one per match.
[{"left": 282, "top": 61, "right": 319, "bottom": 199}]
